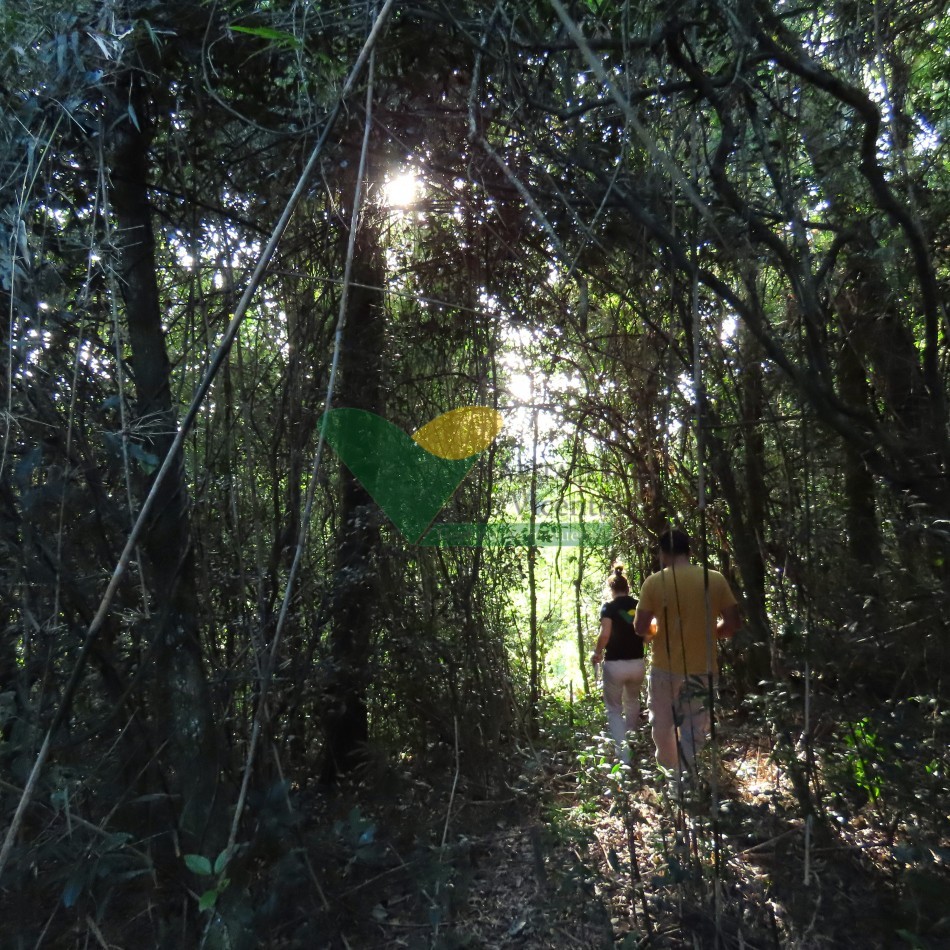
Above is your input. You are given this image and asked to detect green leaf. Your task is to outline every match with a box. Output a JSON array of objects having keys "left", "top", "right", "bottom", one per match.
[
  {"left": 128, "top": 442, "right": 159, "bottom": 473},
  {"left": 213, "top": 846, "right": 232, "bottom": 875},
  {"left": 230, "top": 25, "right": 300, "bottom": 47},
  {"left": 198, "top": 888, "right": 218, "bottom": 912},
  {"left": 184, "top": 853, "right": 212, "bottom": 876},
  {"left": 357, "top": 823, "right": 376, "bottom": 847},
  {"left": 62, "top": 873, "right": 84, "bottom": 908},
  {"left": 102, "top": 831, "right": 132, "bottom": 850}
]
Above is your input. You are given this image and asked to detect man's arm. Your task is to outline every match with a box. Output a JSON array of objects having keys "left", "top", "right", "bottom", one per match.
[
  {"left": 716, "top": 603, "right": 741, "bottom": 640},
  {"left": 634, "top": 607, "right": 654, "bottom": 640}
]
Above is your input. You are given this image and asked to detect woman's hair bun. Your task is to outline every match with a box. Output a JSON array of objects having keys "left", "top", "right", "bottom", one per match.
[{"left": 608, "top": 564, "right": 630, "bottom": 593}]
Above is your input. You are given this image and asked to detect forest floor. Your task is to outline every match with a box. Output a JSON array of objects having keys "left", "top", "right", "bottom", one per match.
[{"left": 306, "top": 710, "right": 950, "bottom": 950}]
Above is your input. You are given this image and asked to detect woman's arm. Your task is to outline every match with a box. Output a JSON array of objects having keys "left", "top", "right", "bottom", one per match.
[{"left": 591, "top": 617, "right": 611, "bottom": 665}]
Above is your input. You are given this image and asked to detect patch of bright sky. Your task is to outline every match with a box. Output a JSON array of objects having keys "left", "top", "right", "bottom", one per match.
[
  {"left": 78, "top": 340, "right": 106, "bottom": 374},
  {"left": 862, "top": 66, "right": 942, "bottom": 158},
  {"left": 24, "top": 328, "right": 51, "bottom": 367},
  {"left": 913, "top": 117, "right": 941, "bottom": 155},
  {"left": 499, "top": 325, "right": 581, "bottom": 471},
  {"left": 865, "top": 74, "right": 892, "bottom": 118},
  {"left": 677, "top": 371, "right": 695, "bottom": 406},
  {"left": 42, "top": 206, "right": 68, "bottom": 227},
  {"left": 166, "top": 223, "right": 258, "bottom": 289},
  {"left": 720, "top": 314, "right": 738, "bottom": 344}
]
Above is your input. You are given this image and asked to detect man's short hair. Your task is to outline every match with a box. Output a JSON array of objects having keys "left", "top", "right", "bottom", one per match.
[{"left": 658, "top": 528, "right": 690, "bottom": 555}]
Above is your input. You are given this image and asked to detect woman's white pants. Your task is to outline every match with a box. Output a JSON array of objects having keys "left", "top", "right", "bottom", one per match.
[{"left": 602, "top": 658, "right": 646, "bottom": 763}]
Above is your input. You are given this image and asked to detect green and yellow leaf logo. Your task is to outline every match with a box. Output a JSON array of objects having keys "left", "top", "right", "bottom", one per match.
[
  {"left": 322, "top": 406, "right": 611, "bottom": 547},
  {"left": 321, "top": 407, "right": 503, "bottom": 543}
]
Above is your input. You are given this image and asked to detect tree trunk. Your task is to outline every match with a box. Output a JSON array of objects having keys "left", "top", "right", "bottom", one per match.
[
  {"left": 705, "top": 396, "right": 772, "bottom": 693},
  {"left": 838, "top": 337, "right": 881, "bottom": 573},
  {"left": 574, "top": 498, "right": 591, "bottom": 694},
  {"left": 107, "top": 79, "right": 223, "bottom": 852},
  {"left": 321, "top": 201, "right": 385, "bottom": 784},
  {"left": 527, "top": 396, "right": 540, "bottom": 736}
]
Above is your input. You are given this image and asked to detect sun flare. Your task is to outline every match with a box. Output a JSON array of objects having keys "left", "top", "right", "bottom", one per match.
[{"left": 383, "top": 171, "right": 419, "bottom": 208}]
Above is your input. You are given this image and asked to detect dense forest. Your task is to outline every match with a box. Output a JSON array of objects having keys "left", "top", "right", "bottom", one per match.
[{"left": 1, "top": 1, "right": 949, "bottom": 947}]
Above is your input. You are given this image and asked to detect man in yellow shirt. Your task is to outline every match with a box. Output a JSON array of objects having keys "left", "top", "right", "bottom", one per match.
[{"left": 634, "top": 529, "right": 740, "bottom": 771}]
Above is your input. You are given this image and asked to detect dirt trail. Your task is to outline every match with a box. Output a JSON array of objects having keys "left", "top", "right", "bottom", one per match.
[
  {"left": 434, "top": 726, "right": 909, "bottom": 949},
  {"left": 304, "top": 716, "right": 947, "bottom": 949}
]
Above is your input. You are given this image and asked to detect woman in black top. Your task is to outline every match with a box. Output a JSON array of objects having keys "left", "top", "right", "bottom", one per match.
[{"left": 591, "top": 566, "right": 646, "bottom": 764}]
